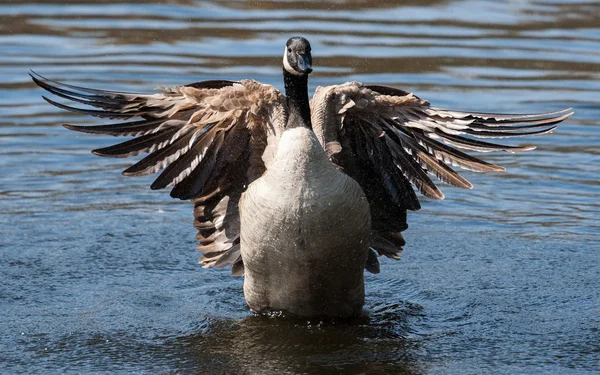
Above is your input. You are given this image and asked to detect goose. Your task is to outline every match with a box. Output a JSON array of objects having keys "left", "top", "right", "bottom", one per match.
[{"left": 31, "top": 36, "right": 573, "bottom": 318}]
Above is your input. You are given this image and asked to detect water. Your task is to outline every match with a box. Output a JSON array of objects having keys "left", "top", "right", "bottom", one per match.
[{"left": 1, "top": 1, "right": 599, "bottom": 373}]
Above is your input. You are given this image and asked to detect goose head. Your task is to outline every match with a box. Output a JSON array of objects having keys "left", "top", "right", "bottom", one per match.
[{"left": 283, "top": 37, "right": 312, "bottom": 76}]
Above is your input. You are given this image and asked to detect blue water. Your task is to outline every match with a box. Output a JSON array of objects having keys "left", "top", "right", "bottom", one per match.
[{"left": 1, "top": 1, "right": 599, "bottom": 374}]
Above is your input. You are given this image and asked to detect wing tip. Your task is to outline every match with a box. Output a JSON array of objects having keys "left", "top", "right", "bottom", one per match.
[
  {"left": 91, "top": 149, "right": 107, "bottom": 157},
  {"left": 515, "top": 145, "right": 537, "bottom": 152},
  {"left": 122, "top": 169, "right": 137, "bottom": 177},
  {"left": 538, "top": 107, "right": 574, "bottom": 119},
  {"left": 562, "top": 108, "right": 574, "bottom": 117},
  {"left": 122, "top": 164, "right": 155, "bottom": 177},
  {"left": 41, "top": 95, "right": 56, "bottom": 106},
  {"left": 150, "top": 180, "right": 166, "bottom": 191},
  {"left": 91, "top": 148, "right": 128, "bottom": 158},
  {"left": 425, "top": 188, "right": 445, "bottom": 200},
  {"left": 29, "top": 69, "right": 44, "bottom": 81},
  {"left": 480, "top": 164, "right": 506, "bottom": 172},
  {"left": 63, "top": 123, "right": 87, "bottom": 133}
]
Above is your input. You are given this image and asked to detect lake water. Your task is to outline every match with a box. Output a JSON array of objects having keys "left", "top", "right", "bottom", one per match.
[{"left": 1, "top": 1, "right": 599, "bottom": 374}]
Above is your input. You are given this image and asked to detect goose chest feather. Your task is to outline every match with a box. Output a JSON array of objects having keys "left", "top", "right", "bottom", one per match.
[{"left": 32, "top": 36, "right": 572, "bottom": 318}]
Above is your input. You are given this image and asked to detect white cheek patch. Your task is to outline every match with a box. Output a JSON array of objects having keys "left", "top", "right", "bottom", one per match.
[{"left": 283, "top": 47, "right": 302, "bottom": 75}]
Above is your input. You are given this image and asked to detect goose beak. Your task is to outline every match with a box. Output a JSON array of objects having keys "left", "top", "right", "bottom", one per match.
[{"left": 297, "top": 53, "right": 312, "bottom": 74}]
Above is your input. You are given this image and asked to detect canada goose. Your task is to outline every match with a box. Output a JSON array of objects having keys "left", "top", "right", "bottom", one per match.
[{"left": 31, "top": 36, "right": 572, "bottom": 317}]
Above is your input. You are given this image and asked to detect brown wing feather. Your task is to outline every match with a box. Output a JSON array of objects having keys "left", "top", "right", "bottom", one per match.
[
  {"left": 32, "top": 71, "right": 286, "bottom": 275},
  {"left": 310, "top": 82, "right": 572, "bottom": 270}
]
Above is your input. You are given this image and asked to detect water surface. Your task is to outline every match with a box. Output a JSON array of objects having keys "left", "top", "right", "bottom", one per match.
[{"left": 1, "top": 1, "right": 599, "bottom": 374}]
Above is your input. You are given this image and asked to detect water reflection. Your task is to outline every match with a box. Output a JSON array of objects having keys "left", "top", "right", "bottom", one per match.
[{"left": 179, "top": 303, "right": 424, "bottom": 375}]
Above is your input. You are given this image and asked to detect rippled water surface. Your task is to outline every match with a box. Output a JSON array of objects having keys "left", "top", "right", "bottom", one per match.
[{"left": 1, "top": 1, "right": 599, "bottom": 374}]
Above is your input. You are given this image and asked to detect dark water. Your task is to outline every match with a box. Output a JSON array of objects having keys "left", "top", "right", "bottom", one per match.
[{"left": 1, "top": 1, "right": 599, "bottom": 374}]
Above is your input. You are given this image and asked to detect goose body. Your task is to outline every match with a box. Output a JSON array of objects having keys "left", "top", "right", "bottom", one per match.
[
  {"left": 241, "top": 126, "right": 370, "bottom": 316},
  {"left": 31, "top": 36, "right": 573, "bottom": 317}
]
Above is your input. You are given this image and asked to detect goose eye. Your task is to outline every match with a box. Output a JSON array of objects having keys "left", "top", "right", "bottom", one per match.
[{"left": 287, "top": 48, "right": 292, "bottom": 53}]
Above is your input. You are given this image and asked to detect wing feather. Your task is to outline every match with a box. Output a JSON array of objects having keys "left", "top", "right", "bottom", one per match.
[
  {"left": 150, "top": 127, "right": 224, "bottom": 190},
  {"left": 382, "top": 132, "right": 444, "bottom": 200},
  {"left": 63, "top": 118, "right": 166, "bottom": 136},
  {"left": 310, "top": 82, "right": 572, "bottom": 270},
  {"left": 92, "top": 126, "right": 180, "bottom": 158},
  {"left": 122, "top": 127, "right": 200, "bottom": 176},
  {"left": 32, "top": 71, "right": 286, "bottom": 274}
]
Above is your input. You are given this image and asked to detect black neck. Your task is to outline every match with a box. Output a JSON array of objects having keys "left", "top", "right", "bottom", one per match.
[{"left": 283, "top": 69, "right": 312, "bottom": 129}]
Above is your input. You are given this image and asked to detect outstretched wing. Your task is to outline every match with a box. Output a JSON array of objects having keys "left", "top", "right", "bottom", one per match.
[
  {"left": 31, "top": 71, "right": 287, "bottom": 275},
  {"left": 310, "top": 81, "right": 572, "bottom": 271}
]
